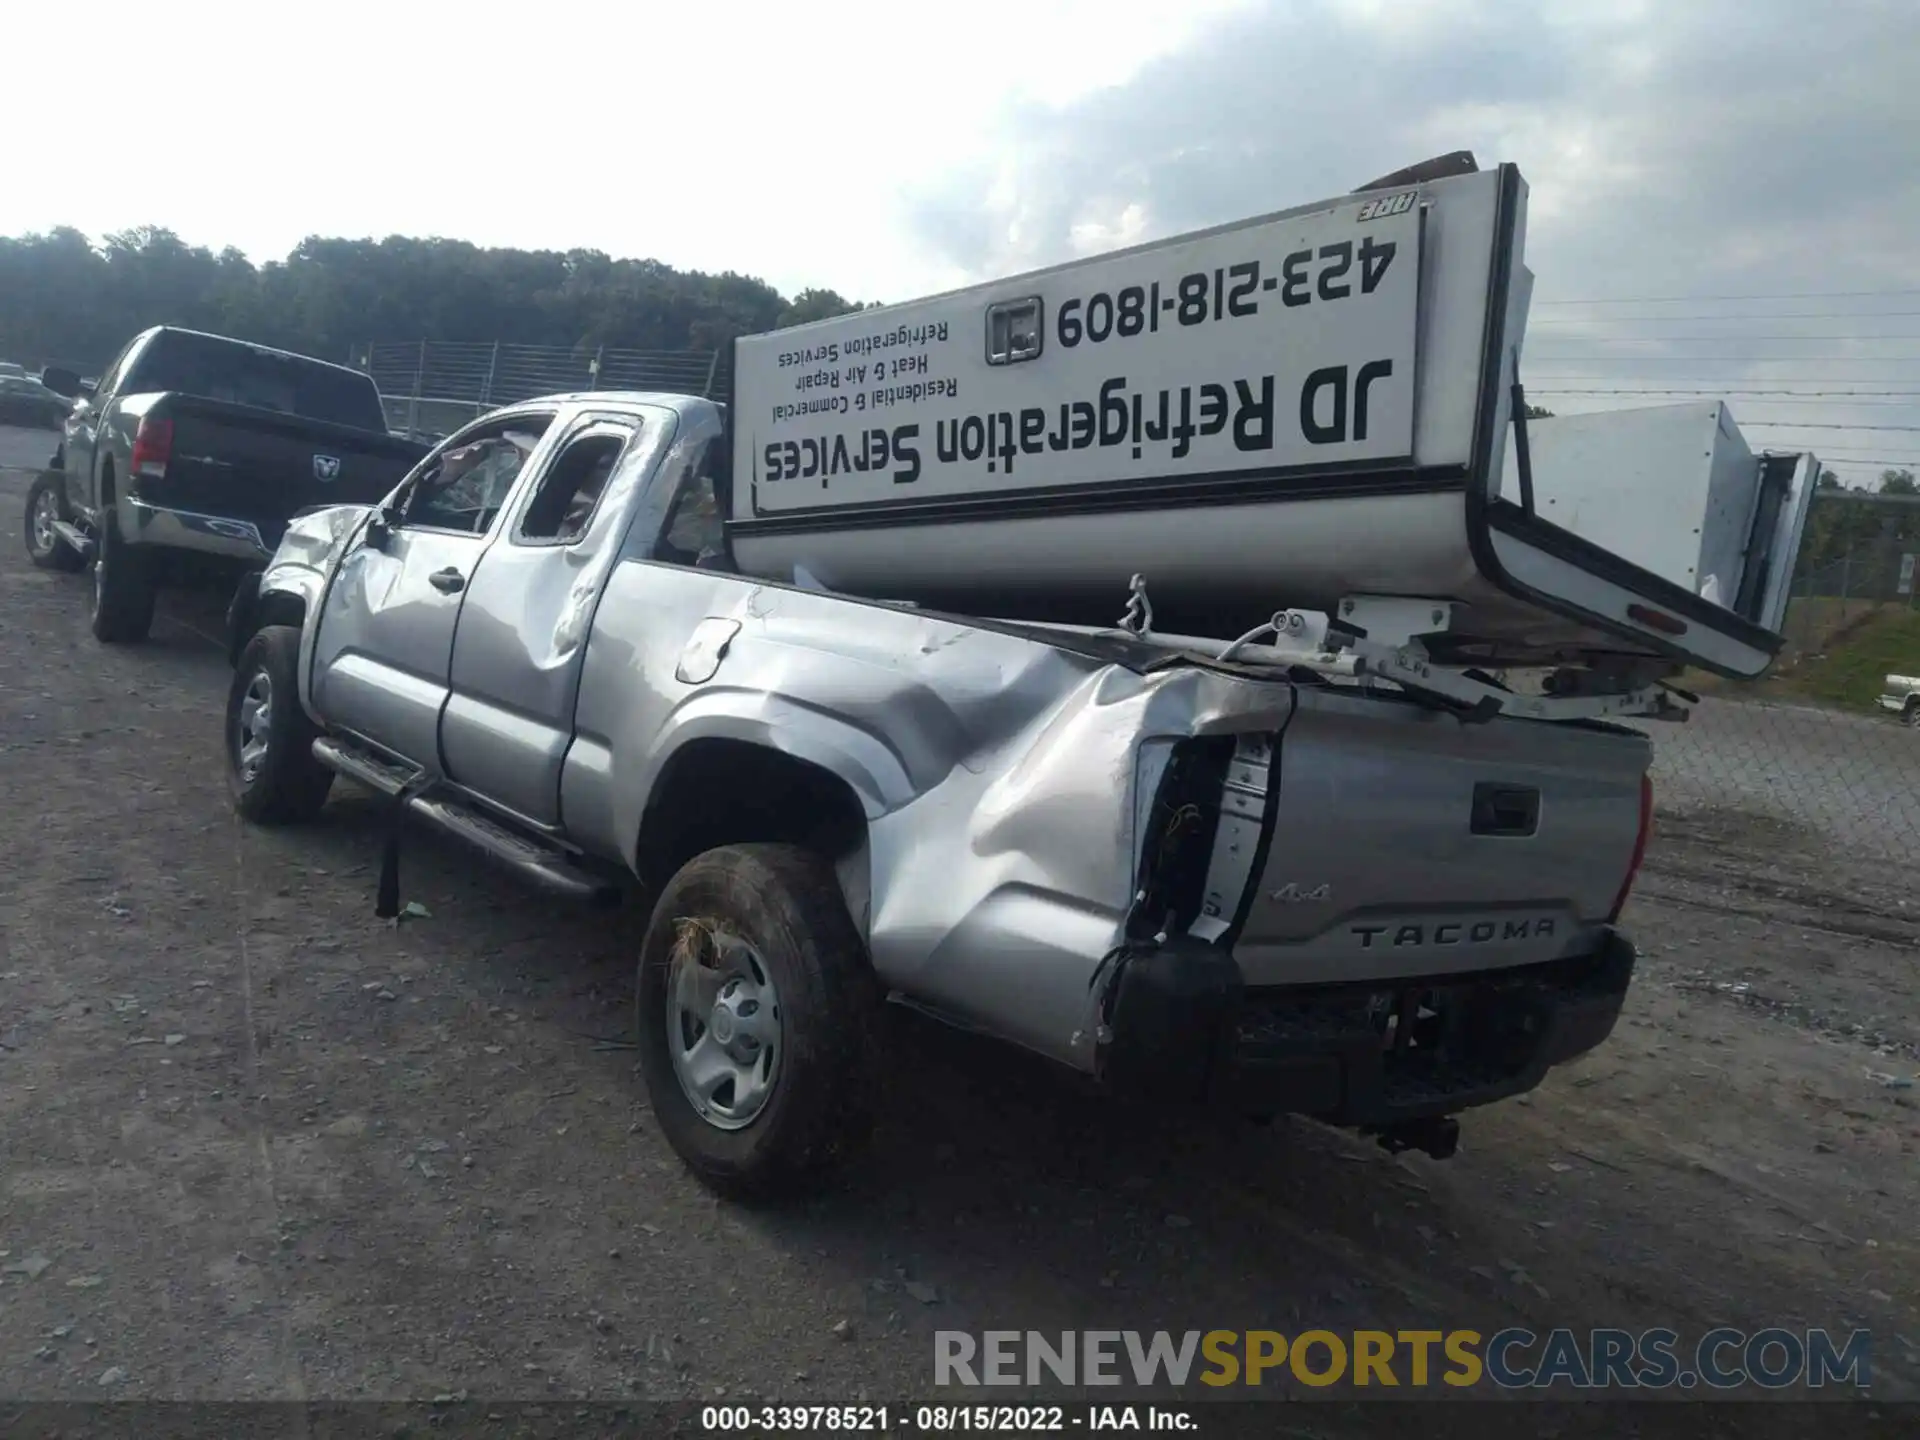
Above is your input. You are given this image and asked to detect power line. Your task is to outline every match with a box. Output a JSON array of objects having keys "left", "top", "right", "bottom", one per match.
[
  {"left": 1534, "top": 310, "right": 1920, "bottom": 324},
  {"left": 1534, "top": 289, "right": 1920, "bottom": 306},
  {"left": 1528, "top": 333, "right": 1920, "bottom": 342},
  {"left": 1528, "top": 354, "right": 1920, "bottom": 362},
  {"left": 1743, "top": 422, "right": 1920, "bottom": 432},
  {"left": 1524, "top": 373, "right": 1920, "bottom": 383},
  {"left": 1531, "top": 390, "right": 1920, "bottom": 405}
]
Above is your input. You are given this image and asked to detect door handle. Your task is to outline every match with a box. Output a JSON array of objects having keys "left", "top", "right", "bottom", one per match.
[{"left": 428, "top": 567, "right": 466, "bottom": 594}]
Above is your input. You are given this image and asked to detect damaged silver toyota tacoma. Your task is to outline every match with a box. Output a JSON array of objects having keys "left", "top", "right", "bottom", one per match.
[{"left": 221, "top": 158, "right": 1818, "bottom": 1195}]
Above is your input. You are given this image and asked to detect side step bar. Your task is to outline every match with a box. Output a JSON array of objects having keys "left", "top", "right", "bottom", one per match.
[
  {"left": 51, "top": 520, "right": 94, "bottom": 561},
  {"left": 311, "top": 737, "right": 623, "bottom": 903}
]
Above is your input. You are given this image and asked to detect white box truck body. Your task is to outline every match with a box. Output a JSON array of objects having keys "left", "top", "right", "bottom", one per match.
[{"left": 727, "top": 161, "right": 1817, "bottom": 680}]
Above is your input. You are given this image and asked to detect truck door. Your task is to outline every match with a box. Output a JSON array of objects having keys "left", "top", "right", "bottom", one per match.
[
  {"left": 62, "top": 333, "right": 145, "bottom": 521},
  {"left": 310, "top": 412, "right": 557, "bottom": 767},
  {"left": 439, "top": 413, "right": 647, "bottom": 826}
]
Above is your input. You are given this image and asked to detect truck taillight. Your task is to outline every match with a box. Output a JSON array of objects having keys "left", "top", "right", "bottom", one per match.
[
  {"left": 1609, "top": 771, "right": 1654, "bottom": 922},
  {"left": 130, "top": 417, "right": 173, "bottom": 477}
]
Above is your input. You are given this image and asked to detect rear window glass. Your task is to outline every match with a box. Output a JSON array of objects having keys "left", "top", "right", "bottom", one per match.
[{"left": 125, "top": 332, "right": 386, "bottom": 432}]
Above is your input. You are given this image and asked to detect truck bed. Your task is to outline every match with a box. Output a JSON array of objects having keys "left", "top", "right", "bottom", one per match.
[
  {"left": 571, "top": 555, "right": 1651, "bottom": 1088},
  {"left": 726, "top": 162, "right": 1814, "bottom": 680},
  {"left": 127, "top": 391, "right": 427, "bottom": 557}
]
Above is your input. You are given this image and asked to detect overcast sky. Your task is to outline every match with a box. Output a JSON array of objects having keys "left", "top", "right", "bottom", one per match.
[{"left": 6, "top": 0, "right": 1917, "bottom": 475}]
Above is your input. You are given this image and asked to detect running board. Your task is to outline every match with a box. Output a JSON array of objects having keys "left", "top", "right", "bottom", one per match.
[
  {"left": 312, "top": 735, "right": 416, "bottom": 797},
  {"left": 51, "top": 520, "right": 94, "bottom": 560},
  {"left": 310, "top": 737, "right": 623, "bottom": 903}
]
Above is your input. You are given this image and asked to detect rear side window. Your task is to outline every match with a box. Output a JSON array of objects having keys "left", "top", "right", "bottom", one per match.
[
  {"left": 123, "top": 331, "right": 387, "bottom": 431},
  {"left": 518, "top": 424, "right": 634, "bottom": 543},
  {"left": 655, "top": 435, "right": 730, "bottom": 567}
]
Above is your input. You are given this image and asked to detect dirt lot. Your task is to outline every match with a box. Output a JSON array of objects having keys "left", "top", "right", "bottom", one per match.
[{"left": 0, "top": 448, "right": 1915, "bottom": 1413}]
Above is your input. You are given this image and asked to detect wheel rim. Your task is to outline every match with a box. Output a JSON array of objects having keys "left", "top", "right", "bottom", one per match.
[
  {"left": 665, "top": 917, "right": 781, "bottom": 1131},
  {"left": 236, "top": 668, "right": 274, "bottom": 780},
  {"left": 29, "top": 489, "right": 58, "bottom": 554}
]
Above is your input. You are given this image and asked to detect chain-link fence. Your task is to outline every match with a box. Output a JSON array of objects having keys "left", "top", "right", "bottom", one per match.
[
  {"left": 362, "top": 340, "right": 725, "bottom": 440},
  {"left": 1641, "top": 511, "right": 1920, "bottom": 873}
]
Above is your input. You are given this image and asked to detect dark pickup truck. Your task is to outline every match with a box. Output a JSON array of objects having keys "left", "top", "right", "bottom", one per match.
[{"left": 23, "top": 326, "right": 429, "bottom": 642}]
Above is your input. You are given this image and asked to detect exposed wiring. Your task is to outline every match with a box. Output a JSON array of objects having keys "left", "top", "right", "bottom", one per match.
[{"left": 1215, "top": 620, "right": 1279, "bottom": 664}]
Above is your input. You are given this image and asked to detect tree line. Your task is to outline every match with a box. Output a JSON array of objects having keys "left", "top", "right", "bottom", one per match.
[
  {"left": 1796, "top": 468, "right": 1920, "bottom": 577},
  {"left": 0, "top": 226, "right": 872, "bottom": 372}
]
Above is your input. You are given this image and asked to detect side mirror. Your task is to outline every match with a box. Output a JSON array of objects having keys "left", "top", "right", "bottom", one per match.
[
  {"left": 364, "top": 510, "right": 395, "bottom": 551},
  {"left": 39, "top": 366, "right": 81, "bottom": 399}
]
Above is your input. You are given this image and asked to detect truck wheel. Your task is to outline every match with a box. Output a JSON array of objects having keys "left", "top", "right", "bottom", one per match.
[
  {"left": 1904, "top": 700, "right": 1920, "bottom": 730},
  {"left": 636, "top": 843, "right": 880, "bottom": 1198},
  {"left": 226, "top": 625, "right": 333, "bottom": 824},
  {"left": 88, "top": 512, "right": 156, "bottom": 643},
  {"left": 24, "top": 474, "right": 84, "bottom": 572}
]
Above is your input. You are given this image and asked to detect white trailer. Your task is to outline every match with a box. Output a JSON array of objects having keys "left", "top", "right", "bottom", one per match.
[{"left": 726, "top": 158, "right": 1817, "bottom": 683}]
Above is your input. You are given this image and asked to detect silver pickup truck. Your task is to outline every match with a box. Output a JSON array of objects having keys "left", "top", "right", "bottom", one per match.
[{"left": 223, "top": 388, "right": 1657, "bottom": 1196}]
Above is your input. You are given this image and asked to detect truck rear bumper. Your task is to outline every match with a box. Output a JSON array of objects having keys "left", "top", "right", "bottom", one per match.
[
  {"left": 128, "top": 497, "right": 273, "bottom": 561},
  {"left": 1100, "top": 931, "right": 1636, "bottom": 1127}
]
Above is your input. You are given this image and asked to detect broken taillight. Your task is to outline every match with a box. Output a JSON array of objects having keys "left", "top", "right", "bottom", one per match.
[
  {"left": 1609, "top": 771, "right": 1655, "bottom": 922},
  {"left": 130, "top": 417, "right": 174, "bottom": 478}
]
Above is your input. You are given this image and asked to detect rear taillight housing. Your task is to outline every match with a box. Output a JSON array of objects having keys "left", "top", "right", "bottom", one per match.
[
  {"left": 1609, "top": 771, "right": 1654, "bottom": 922},
  {"left": 130, "top": 417, "right": 173, "bottom": 477}
]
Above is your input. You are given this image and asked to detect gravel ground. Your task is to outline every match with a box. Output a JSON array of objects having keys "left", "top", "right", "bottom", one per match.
[{"left": 0, "top": 443, "right": 1915, "bottom": 1414}]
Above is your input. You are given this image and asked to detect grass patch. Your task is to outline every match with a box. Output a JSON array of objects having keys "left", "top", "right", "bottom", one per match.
[
  {"left": 1768, "top": 605, "right": 1920, "bottom": 711},
  {"left": 1681, "top": 598, "right": 1913, "bottom": 707}
]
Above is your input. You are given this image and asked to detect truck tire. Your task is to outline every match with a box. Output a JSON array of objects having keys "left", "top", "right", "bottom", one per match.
[
  {"left": 226, "top": 625, "right": 334, "bottom": 824},
  {"left": 24, "top": 474, "right": 84, "bottom": 572},
  {"left": 88, "top": 511, "right": 156, "bottom": 643},
  {"left": 636, "top": 843, "right": 880, "bottom": 1198}
]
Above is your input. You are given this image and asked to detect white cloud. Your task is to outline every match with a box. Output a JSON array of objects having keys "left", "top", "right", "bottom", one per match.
[
  {"left": 898, "top": 0, "right": 1920, "bottom": 469},
  {"left": 8, "top": 0, "right": 1920, "bottom": 472},
  {"left": 0, "top": 0, "right": 1246, "bottom": 303}
]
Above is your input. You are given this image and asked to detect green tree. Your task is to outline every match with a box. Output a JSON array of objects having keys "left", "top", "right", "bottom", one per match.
[
  {"left": 1880, "top": 468, "right": 1917, "bottom": 496},
  {"left": 0, "top": 225, "right": 872, "bottom": 371},
  {"left": 777, "top": 288, "right": 871, "bottom": 328}
]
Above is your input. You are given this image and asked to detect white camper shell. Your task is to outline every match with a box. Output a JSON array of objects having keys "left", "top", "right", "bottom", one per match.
[{"left": 726, "top": 162, "right": 1817, "bottom": 684}]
